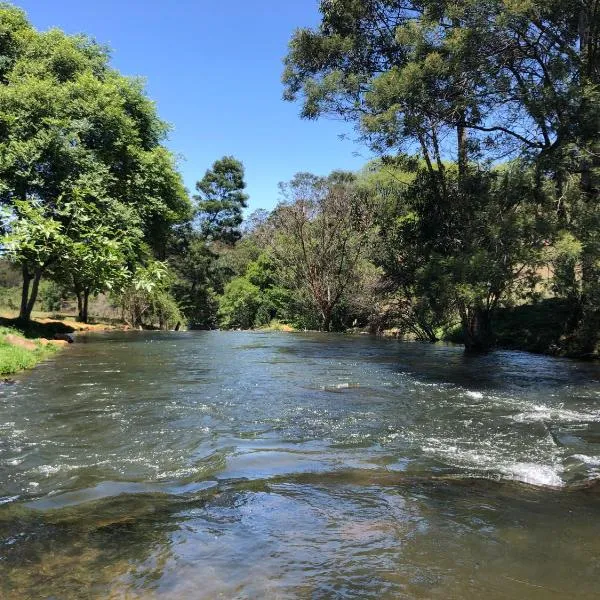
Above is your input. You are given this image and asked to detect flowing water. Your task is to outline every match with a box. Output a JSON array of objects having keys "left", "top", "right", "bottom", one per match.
[{"left": 1, "top": 331, "right": 600, "bottom": 599}]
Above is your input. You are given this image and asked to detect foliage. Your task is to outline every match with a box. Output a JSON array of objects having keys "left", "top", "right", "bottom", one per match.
[
  {"left": 270, "top": 172, "right": 376, "bottom": 331},
  {"left": 167, "top": 226, "right": 219, "bottom": 328},
  {"left": 217, "top": 276, "right": 261, "bottom": 329},
  {"left": 217, "top": 253, "right": 295, "bottom": 329},
  {"left": 0, "top": 4, "right": 191, "bottom": 321},
  {"left": 195, "top": 156, "right": 248, "bottom": 244},
  {"left": 283, "top": 0, "right": 600, "bottom": 352},
  {"left": 118, "top": 261, "right": 181, "bottom": 329},
  {"left": 37, "top": 281, "right": 64, "bottom": 312}
]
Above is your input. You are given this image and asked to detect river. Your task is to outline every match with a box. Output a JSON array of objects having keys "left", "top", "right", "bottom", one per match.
[{"left": 1, "top": 331, "right": 600, "bottom": 598}]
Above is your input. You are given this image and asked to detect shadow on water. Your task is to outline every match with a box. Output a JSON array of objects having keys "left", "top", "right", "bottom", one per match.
[{"left": 277, "top": 333, "right": 600, "bottom": 392}]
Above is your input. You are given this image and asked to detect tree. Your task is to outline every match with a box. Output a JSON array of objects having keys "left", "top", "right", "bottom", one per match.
[
  {"left": 217, "top": 276, "right": 261, "bottom": 329},
  {"left": 195, "top": 156, "right": 249, "bottom": 244},
  {"left": 271, "top": 172, "right": 375, "bottom": 331},
  {"left": 118, "top": 261, "right": 181, "bottom": 330},
  {"left": 62, "top": 222, "right": 131, "bottom": 323},
  {"left": 0, "top": 5, "right": 191, "bottom": 321},
  {"left": 168, "top": 225, "right": 219, "bottom": 329},
  {"left": 282, "top": 0, "right": 597, "bottom": 351},
  {"left": 1, "top": 200, "right": 69, "bottom": 320}
]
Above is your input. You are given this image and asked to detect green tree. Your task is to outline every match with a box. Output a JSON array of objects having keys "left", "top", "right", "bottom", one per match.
[
  {"left": 195, "top": 156, "right": 249, "bottom": 244},
  {"left": 0, "top": 4, "right": 190, "bottom": 321},
  {"left": 217, "top": 276, "right": 261, "bottom": 329},
  {"left": 168, "top": 225, "right": 219, "bottom": 329},
  {"left": 119, "top": 261, "right": 181, "bottom": 330},
  {"left": 1, "top": 200, "right": 69, "bottom": 320},
  {"left": 282, "top": 0, "right": 592, "bottom": 350},
  {"left": 271, "top": 172, "right": 375, "bottom": 331},
  {"left": 62, "top": 223, "right": 131, "bottom": 323}
]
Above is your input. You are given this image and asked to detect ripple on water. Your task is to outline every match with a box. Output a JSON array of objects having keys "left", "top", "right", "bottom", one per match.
[{"left": 2, "top": 332, "right": 600, "bottom": 598}]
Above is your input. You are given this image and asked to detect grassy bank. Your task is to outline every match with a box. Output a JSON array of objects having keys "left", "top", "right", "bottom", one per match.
[
  {"left": 440, "top": 298, "right": 581, "bottom": 357},
  {"left": 255, "top": 320, "right": 297, "bottom": 332},
  {"left": 0, "top": 326, "right": 61, "bottom": 376},
  {"left": 0, "top": 313, "right": 122, "bottom": 377}
]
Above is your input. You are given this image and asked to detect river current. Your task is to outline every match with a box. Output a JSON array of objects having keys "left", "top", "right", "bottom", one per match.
[{"left": 1, "top": 331, "right": 600, "bottom": 598}]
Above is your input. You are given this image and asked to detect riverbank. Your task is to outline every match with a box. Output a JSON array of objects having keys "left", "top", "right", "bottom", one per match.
[
  {"left": 0, "top": 314, "right": 122, "bottom": 377},
  {"left": 251, "top": 300, "right": 592, "bottom": 360},
  {"left": 440, "top": 298, "right": 590, "bottom": 358},
  {"left": 0, "top": 326, "right": 60, "bottom": 376}
]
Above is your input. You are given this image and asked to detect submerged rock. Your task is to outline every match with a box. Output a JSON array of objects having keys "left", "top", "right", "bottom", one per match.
[{"left": 53, "top": 333, "right": 75, "bottom": 343}]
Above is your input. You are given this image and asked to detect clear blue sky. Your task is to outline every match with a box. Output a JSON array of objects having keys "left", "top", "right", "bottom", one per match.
[{"left": 15, "top": 0, "right": 373, "bottom": 212}]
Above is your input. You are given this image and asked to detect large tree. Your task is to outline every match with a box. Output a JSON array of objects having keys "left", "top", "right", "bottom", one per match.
[
  {"left": 283, "top": 0, "right": 599, "bottom": 351},
  {"left": 271, "top": 172, "right": 375, "bottom": 331},
  {"left": 0, "top": 4, "right": 190, "bottom": 321}
]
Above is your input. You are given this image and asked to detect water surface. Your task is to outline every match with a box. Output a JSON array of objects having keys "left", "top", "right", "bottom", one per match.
[{"left": 1, "top": 331, "right": 600, "bottom": 598}]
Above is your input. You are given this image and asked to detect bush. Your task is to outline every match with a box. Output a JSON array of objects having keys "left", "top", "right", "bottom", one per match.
[
  {"left": 118, "top": 262, "right": 183, "bottom": 329},
  {"left": 218, "top": 277, "right": 261, "bottom": 329},
  {"left": 38, "top": 281, "right": 65, "bottom": 312},
  {"left": 0, "top": 286, "right": 21, "bottom": 311}
]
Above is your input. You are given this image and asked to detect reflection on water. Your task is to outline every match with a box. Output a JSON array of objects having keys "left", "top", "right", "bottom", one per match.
[{"left": 1, "top": 331, "right": 600, "bottom": 598}]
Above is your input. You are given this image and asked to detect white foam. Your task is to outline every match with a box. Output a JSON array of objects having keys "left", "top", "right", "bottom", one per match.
[
  {"left": 511, "top": 404, "right": 600, "bottom": 424},
  {"left": 498, "top": 462, "right": 564, "bottom": 487},
  {"left": 572, "top": 454, "right": 600, "bottom": 467},
  {"left": 0, "top": 495, "right": 20, "bottom": 505},
  {"left": 34, "top": 464, "right": 62, "bottom": 475},
  {"left": 421, "top": 436, "right": 565, "bottom": 487}
]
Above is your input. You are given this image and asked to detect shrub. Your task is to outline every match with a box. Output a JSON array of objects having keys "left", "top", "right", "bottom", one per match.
[{"left": 218, "top": 277, "right": 260, "bottom": 329}]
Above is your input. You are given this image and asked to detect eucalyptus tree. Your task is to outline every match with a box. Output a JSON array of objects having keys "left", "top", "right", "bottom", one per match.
[
  {"left": 283, "top": 0, "right": 594, "bottom": 351},
  {"left": 271, "top": 172, "right": 375, "bottom": 331}
]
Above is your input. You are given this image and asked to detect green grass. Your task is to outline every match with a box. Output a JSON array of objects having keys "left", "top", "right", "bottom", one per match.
[
  {"left": 255, "top": 319, "right": 297, "bottom": 332},
  {"left": 0, "top": 326, "right": 60, "bottom": 376}
]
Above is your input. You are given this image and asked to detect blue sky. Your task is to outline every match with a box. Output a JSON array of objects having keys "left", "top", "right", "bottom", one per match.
[{"left": 15, "top": 0, "right": 373, "bottom": 212}]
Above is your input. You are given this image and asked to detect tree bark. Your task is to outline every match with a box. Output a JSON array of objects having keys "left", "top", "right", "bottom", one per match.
[
  {"left": 461, "top": 306, "right": 494, "bottom": 352},
  {"left": 22, "top": 269, "right": 42, "bottom": 322},
  {"left": 19, "top": 266, "right": 31, "bottom": 321},
  {"left": 457, "top": 119, "right": 468, "bottom": 188},
  {"left": 76, "top": 289, "right": 83, "bottom": 322},
  {"left": 82, "top": 289, "right": 90, "bottom": 324}
]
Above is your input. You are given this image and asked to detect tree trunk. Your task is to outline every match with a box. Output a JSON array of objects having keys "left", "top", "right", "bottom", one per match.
[
  {"left": 419, "top": 321, "right": 438, "bottom": 343},
  {"left": 81, "top": 289, "right": 90, "bottom": 324},
  {"left": 321, "top": 308, "right": 332, "bottom": 332},
  {"left": 457, "top": 120, "right": 468, "bottom": 188},
  {"left": 19, "top": 266, "right": 31, "bottom": 321},
  {"left": 76, "top": 289, "right": 83, "bottom": 322},
  {"left": 22, "top": 269, "right": 42, "bottom": 322},
  {"left": 461, "top": 306, "right": 494, "bottom": 352}
]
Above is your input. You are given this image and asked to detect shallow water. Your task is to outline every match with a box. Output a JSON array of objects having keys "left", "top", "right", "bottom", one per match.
[{"left": 1, "top": 331, "right": 600, "bottom": 598}]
